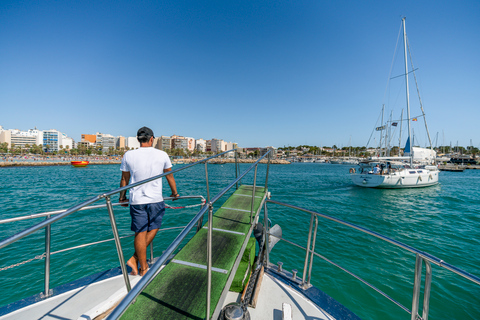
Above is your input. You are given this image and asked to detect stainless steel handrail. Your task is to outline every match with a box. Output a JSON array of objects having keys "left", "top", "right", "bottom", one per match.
[
  {"left": 0, "top": 151, "right": 232, "bottom": 250},
  {"left": 265, "top": 199, "right": 480, "bottom": 320},
  {"left": 0, "top": 196, "right": 204, "bottom": 227},
  {"left": 48, "top": 227, "right": 185, "bottom": 256},
  {"left": 266, "top": 199, "right": 480, "bottom": 285},
  {"left": 108, "top": 150, "right": 271, "bottom": 319}
]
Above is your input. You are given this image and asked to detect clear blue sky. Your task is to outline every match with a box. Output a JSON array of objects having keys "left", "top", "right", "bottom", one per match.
[{"left": 1, "top": 1, "right": 479, "bottom": 148}]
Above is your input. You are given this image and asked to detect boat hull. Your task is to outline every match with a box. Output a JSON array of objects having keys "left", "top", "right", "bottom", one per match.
[
  {"left": 351, "top": 169, "right": 439, "bottom": 188},
  {"left": 71, "top": 161, "right": 89, "bottom": 167}
]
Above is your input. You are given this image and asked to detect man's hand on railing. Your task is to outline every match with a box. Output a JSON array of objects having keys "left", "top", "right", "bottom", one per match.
[
  {"left": 119, "top": 198, "right": 129, "bottom": 207},
  {"left": 170, "top": 193, "right": 180, "bottom": 201}
]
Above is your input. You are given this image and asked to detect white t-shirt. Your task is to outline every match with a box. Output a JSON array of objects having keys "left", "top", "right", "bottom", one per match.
[{"left": 120, "top": 147, "right": 172, "bottom": 205}]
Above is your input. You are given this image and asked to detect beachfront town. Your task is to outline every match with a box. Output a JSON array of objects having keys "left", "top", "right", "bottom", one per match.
[
  {"left": 0, "top": 125, "right": 278, "bottom": 159},
  {"left": 1, "top": 126, "right": 478, "bottom": 164}
]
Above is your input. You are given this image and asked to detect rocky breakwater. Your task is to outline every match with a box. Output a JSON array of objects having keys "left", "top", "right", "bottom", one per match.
[{"left": 0, "top": 161, "right": 121, "bottom": 167}]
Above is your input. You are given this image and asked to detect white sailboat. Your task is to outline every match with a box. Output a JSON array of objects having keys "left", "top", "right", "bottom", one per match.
[{"left": 351, "top": 18, "right": 440, "bottom": 188}]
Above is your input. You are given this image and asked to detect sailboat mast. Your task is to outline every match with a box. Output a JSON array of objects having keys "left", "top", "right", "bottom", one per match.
[
  {"left": 403, "top": 17, "right": 413, "bottom": 166},
  {"left": 379, "top": 104, "right": 385, "bottom": 156},
  {"left": 399, "top": 109, "right": 403, "bottom": 156}
]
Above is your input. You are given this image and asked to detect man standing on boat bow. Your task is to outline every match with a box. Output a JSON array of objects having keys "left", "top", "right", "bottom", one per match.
[{"left": 119, "top": 126, "right": 179, "bottom": 276}]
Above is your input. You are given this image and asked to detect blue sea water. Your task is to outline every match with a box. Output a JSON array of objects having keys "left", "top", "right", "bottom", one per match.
[{"left": 0, "top": 163, "right": 479, "bottom": 319}]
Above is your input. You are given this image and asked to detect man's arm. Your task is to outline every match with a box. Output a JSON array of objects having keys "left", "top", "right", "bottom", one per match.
[
  {"left": 164, "top": 168, "right": 179, "bottom": 199},
  {"left": 119, "top": 171, "right": 130, "bottom": 206}
]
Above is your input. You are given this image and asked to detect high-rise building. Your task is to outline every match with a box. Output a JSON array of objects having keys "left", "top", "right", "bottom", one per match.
[
  {"left": 195, "top": 139, "right": 206, "bottom": 153},
  {"left": 8, "top": 129, "right": 43, "bottom": 149},
  {"left": 96, "top": 133, "right": 115, "bottom": 151},
  {"left": 43, "top": 129, "right": 61, "bottom": 153},
  {"left": 126, "top": 137, "right": 140, "bottom": 149},
  {"left": 171, "top": 135, "right": 187, "bottom": 150},
  {"left": 0, "top": 127, "right": 12, "bottom": 148},
  {"left": 185, "top": 137, "right": 195, "bottom": 152},
  {"left": 116, "top": 136, "right": 126, "bottom": 149},
  {"left": 206, "top": 140, "right": 212, "bottom": 152},
  {"left": 210, "top": 139, "right": 226, "bottom": 153},
  {"left": 81, "top": 134, "right": 96, "bottom": 144},
  {"left": 160, "top": 136, "right": 171, "bottom": 151}
]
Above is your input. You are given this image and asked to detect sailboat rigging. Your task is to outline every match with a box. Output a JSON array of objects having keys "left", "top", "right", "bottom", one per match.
[{"left": 350, "top": 17, "right": 439, "bottom": 188}]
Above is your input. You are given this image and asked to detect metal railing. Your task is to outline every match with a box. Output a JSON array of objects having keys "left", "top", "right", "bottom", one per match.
[
  {"left": 0, "top": 148, "right": 272, "bottom": 320},
  {"left": 0, "top": 195, "right": 205, "bottom": 297},
  {"left": 264, "top": 199, "right": 480, "bottom": 320}
]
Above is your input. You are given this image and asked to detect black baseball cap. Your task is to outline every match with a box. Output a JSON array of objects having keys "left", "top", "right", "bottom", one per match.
[{"left": 137, "top": 126, "right": 154, "bottom": 139}]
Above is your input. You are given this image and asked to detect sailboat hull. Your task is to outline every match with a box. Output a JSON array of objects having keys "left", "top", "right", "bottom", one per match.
[{"left": 351, "top": 169, "right": 439, "bottom": 188}]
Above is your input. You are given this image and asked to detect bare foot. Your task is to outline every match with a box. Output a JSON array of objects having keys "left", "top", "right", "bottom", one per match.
[
  {"left": 139, "top": 267, "right": 149, "bottom": 276},
  {"left": 127, "top": 255, "right": 139, "bottom": 275}
]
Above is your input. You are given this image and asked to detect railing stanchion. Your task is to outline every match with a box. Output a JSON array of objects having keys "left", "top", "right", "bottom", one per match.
[
  {"left": 307, "top": 215, "right": 318, "bottom": 286},
  {"left": 149, "top": 243, "right": 154, "bottom": 262},
  {"left": 250, "top": 165, "right": 258, "bottom": 224},
  {"left": 197, "top": 162, "right": 211, "bottom": 233},
  {"left": 411, "top": 254, "right": 423, "bottom": 320},
  {"left": 235, "top": 150, "right": 239, "bottom": 190},
  {"left": 302, "top": 213, "right": 315, "bottom": 287},
  {"left": 106, "top": 196, "right": 131, "bottom": 292},
  {"left": 206, "top": 204, "right": 213, "bottom": 319},
  {"left": 264, "top": 202, "right": 270, "bottom": 265},
  {"left": 205, "top": 161, "right": 210, "bottom": 203},
  {"left": 265, "top": 151, "right": 271, "bottom": 190},
  {"left": 43, "top": 214, "right": 51, "bottom": 298},
  {"left": 423, "top": 260, "right": 432, "bottom": 320}
]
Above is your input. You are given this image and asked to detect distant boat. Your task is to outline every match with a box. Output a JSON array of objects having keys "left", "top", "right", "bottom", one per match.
[{"left": 71, "top": 161, "right": 89, "bottom": 167}]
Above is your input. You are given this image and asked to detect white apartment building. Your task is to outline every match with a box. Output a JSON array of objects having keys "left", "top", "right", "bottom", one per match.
[
  {"left": 96, "top": 133, "right": 116, "bottom": 151},
  {"left": 225, "top": 142, "right": 238, "bottom": 157},
  {"left": 210, "top": 139, "right": 227, "bottom": 153},
  {"left": 43, "top": 129, "right": 61, "bottom": 153},
  {"left": 195, "top": 139, "right": 206, "bottom": 153},
  {"left": 60, "top": 133, "right": 74, "bottom": 150},
  {"left": 126, "top": 137, "right": 140, "bottom": 149},
  {"left": 8, "top": 128, "right": 43, "bottom": 149},
  {"left": 185, "top": 137, "right": 195, "bottom": 152}
]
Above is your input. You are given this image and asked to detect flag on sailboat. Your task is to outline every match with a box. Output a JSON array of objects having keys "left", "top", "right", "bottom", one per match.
[
  {"left": 392, "top": 122, "right": 398, "bottom": 126},
  {"left": 412, "top": 118, "right": 418, "bottom": 121}
]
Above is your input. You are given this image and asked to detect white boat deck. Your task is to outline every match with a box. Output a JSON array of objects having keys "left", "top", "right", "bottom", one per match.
[
  {"left": 223, "top": 273, "right": 337, "bottom": 320},
  {"left": 1, "top": 269, "right": 346, "bottom": 320},
  {"left": 0, "top": 273, "right": 141, "bottom": 320}
]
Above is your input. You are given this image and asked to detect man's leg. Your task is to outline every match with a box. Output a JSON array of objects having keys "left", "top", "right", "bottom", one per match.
[
  {"left": 132, "top": 229, "right": 159, "bottom": 276},
  {"left": 134, "top": 231, "right": 149, "bottom": 275},
  {"left": 127, "top": 204, "right": 148, "bottom": 275}
]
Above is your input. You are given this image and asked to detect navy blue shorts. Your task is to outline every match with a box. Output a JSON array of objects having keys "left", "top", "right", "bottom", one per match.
[{"left": 129, "top": 202, "right": 165, "bottom": 233}]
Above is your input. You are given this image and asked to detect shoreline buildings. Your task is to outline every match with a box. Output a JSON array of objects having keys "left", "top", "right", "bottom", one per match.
[
  {"left": 0, "top": 126, "right": 74, "bottom": 153},
  {"left": 1, "top": 125, "right": 255, "bottom": 157}
]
